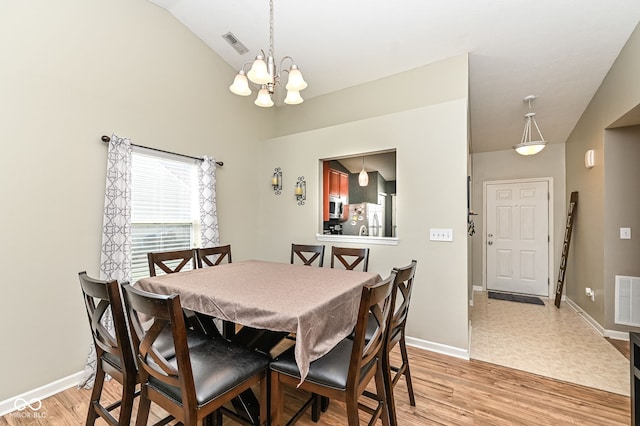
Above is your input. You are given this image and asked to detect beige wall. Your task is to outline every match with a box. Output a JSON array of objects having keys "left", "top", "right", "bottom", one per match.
[
  {"left": 259, "top": 55, "right": 470, "bottom": 351},
  {"left": 565, "top": 22, "right": 640, "bottom": 327},
  {"left": 603, "top": 126, "right": 640, "bottom": 330},
  {"left": 1, "top": 0, "right": 470, "bottom": 403},
  {"left": 275, "top": 56, "right": 469, "bottom": 137},
  {"left": 0, "top": 0, "right": 271, "bottom": 401},
  {"left": 470, "top": 144, "right": 566, "bottom": 294}
]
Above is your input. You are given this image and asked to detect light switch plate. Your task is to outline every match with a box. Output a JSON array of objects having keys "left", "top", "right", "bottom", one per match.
[
  {"left": 620, "top": 227, "right": 632, "bottom": 239},
  {"left": 430, "top": 228, "right": 453, "bottom": 241}
]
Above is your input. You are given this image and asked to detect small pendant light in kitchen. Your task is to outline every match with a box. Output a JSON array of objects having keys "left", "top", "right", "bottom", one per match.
[{"left": 358, "top": 157, "right": 369, "bottom": 186}]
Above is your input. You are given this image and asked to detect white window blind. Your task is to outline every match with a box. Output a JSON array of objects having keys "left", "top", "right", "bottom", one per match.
[{"left": 131, "top": 149, "right": 200, "bottom": 281}]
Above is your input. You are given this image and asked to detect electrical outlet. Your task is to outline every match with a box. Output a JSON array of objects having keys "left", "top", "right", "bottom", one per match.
[{"left": 430, "top": 228, "right": 453, "bottom": 242}]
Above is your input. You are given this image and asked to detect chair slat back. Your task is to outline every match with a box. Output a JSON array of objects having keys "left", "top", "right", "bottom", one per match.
[
  {"left": 290, "top": 244, "right": 325, "bottom": 266},
  {"left": 390, "top": 260, "right": 418, "bottom": 340},
  {"left": 196, "top": 245, "right": 232, "bottom": 268},
  {"left": 78, "top": 272, "right": 135, "bottom": 376},
  {"left": 330, "top": 246, "right": 370, "bottom": 272},
  {"left": 147, "top": 249, "right": 197, "bottom": 277},
  {"left": 348, "top": 271, "right": 396, "bottom": 387},
  {"left": 122, "top": 284, "right": 193, "bottom": 393}
]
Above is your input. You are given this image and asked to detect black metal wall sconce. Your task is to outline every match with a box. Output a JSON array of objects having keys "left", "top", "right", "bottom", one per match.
[
  {"left": 272, "top": 167, "right": 282, "bottom": 195},
  {"left": 295, "top": 176, "right": 306, "bottom": 205}
]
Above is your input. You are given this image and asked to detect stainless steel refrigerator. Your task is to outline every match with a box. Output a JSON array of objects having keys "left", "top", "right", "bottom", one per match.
[{"left": 342, "top": 203, "right": 385, "bottom": 237}]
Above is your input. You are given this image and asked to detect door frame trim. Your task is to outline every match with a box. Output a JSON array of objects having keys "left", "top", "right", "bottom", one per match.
[{"left": 482, "top": 177, "right": 554, "bottom": 297}]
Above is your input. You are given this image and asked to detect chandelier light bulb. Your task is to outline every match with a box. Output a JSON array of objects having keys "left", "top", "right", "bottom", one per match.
[
  {"left": 284, "top": 90, "right": 303, "bottom": 105},
  {"left": 254, "top": 87, "right": 274, "bottom": 107},
  {"left": 286, "top": 65, "right": 308, "bottom": 91},
  {"left": 229, "top": 70, "right": 252, "bottom": 96},
  {"left": 247, "top": 55, "right": 271, "bottom": 85}
]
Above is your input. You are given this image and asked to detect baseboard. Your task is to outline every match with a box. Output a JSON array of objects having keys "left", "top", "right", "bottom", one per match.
[
  {"left": 473, "top": 285, "right": 483, "bottom": 292},
  {"left": 564, "top": 297, "right": 629, "bottom": 341},
  {"left": 606, "top": 329, "right": 630, "bottom": 341},
  {"left": 0, "top": 371, "right": 83, "bottom": 417},
  {"left": 405, "top": 336, "right": 470, "bottom": 360}
]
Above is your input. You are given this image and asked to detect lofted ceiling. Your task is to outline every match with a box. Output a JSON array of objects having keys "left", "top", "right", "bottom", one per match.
[{"left": 150, "top": 0, "right": 640, "bottom": 154}]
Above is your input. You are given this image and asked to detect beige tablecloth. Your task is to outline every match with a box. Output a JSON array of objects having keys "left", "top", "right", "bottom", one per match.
[{"left": 135, "top": 260, "right": 381, "bottom": 381}]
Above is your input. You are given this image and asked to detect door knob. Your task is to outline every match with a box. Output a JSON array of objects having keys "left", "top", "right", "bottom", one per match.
[
  {"left": 488, "top": 241, "right": 493, "bottom": 245},
  {"left": 488, "top": 233, "right": 493, "bottom": 237}
]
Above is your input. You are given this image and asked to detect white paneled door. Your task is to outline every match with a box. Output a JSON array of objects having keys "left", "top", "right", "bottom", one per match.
[{"left": 486, "top": 180, "right": 549, "bottom": 296}]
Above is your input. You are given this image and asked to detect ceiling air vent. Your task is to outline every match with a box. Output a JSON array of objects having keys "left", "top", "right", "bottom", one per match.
[{"left": 222, "top": 32, "right": 249, "bottom": 55}]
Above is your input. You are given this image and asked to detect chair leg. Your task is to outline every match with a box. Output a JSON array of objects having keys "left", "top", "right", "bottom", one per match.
[
  {"left": 375, "top": 359, "right": 391, "bottom": 426},
  {"left": 381, "top": 350, "right": 398, "bottom": 426},
  {"left": 311, "top": 394, "right": 321, "bottom": 422},
  {"left": 399, "top": 336, "right": 416, "bottom": 406},
  {"left": 85, "top": 367, "right": 105, "bottom": 426},
  {"left": 269, "top": 371, "right": 282, "bottom": 426},
  {"left": 260, "top": 371, "right": 268, "bottom": 426},
  {"left": 135, "top": 386, "right": 152, "bottom": 426},
  {"left": 320, "top": 396, "right": 330, "bottom": 412},
  {"left": 203, "top": 410, "right": 222, "bottom": 426},
  {"left": 345, "top": 392, "right": 360, "bottom": 426},
  {"left": 215, "top": 410, "right": 223, "bottom": 425},
  {"left": 119, "top": 375, "right": 137, "bottom": 426}
]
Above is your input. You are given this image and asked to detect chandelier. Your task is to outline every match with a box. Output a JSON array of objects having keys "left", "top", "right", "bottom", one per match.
[
  {"left": 228, "top": 0, "right": 307, "bottom": 107},
  {"left": 513, "top": 95, "right": 547, "bottom": 156}
]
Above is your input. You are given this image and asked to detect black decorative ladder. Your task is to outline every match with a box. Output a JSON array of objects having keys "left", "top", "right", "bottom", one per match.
[{"left": 555, "top": 191, "right": 578, "bottom": 308}]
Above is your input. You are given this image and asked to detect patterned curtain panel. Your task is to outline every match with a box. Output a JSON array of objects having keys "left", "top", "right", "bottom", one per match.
[
  {"left": 78, "top": 134, "right": 132, "bottom": 389},
  {"left": 100, "top": 134, "right": 132, "bottom": 282},
  {"left": 199, "top": 156, "right": 220, "bottom": 248}
]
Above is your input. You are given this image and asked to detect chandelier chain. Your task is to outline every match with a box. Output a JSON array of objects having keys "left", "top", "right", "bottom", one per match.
[{"left": 269, "top": 0, "right": 274, "bottom": 58}]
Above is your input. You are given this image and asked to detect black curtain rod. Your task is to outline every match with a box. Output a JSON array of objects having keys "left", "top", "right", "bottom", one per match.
[{"left": 100, "top": 135, "right": 223, "bottom": 167}]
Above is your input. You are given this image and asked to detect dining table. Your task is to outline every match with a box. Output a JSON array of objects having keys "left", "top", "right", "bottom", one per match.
[{"left": 135, "top": 259, "right": 382, "bottom": 382}]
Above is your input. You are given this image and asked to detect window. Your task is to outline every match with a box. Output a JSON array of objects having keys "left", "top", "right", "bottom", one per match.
[
  {"left": 319, "top": 150, "right": 397, "bottom": 243},
  {"left": 130, "top": 149, "right": 200, "bottom": 281}
]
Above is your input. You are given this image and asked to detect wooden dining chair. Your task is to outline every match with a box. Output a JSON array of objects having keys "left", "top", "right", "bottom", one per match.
[
  {"left": 382, "top": 259, "right": 418, "bottom": 426},
  {"left": 121, "top": 283, "right": 271, "bottom": 426},
  {"left": 78, "top": 272, "right": 138, "bottom": 426},
  {"left": 196, "top": 244, "right": 232, "bottom": 268},
  {"left": 269, "top": 271, "right": 397, "bottom": 426},
  {"left": 148, "top": 249, "right": 220, "bottom": 337},
  {"left": 290, "top": 244, "right": 325, "bottom": 267},
  {"left": 147, "top": 249, "right": 197, "bottom": 276},
  {"left": 330, "top": 246, "right": 370, "bottom": 272}
]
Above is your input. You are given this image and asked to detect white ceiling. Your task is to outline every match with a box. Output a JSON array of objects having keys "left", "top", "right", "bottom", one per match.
[{"left": 150, "top": 0, "right": 640, "bottom": 153}]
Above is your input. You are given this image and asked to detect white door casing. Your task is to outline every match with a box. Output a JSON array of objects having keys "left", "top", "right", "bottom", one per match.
[{"left": 485, "top": 180, "right": 550, "bottom": 296}]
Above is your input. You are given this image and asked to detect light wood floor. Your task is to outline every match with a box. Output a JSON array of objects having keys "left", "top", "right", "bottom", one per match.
[
  {"left": 0, "top": 345, "right": 630, "bottom": 425},
  {"left": 607, "top": 337, "right": 631, "bottom": 360}
]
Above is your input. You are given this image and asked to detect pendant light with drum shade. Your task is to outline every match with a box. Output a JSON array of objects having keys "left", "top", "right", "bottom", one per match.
[
  {"left": 358, "top": 157, "right": 369, "bottom": 186},
  {"left": 227, "top": 0, "right": 307, "bottom": 107},
  {"left": 513, "top": 95, "right": 548, "bottom": 156}
]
